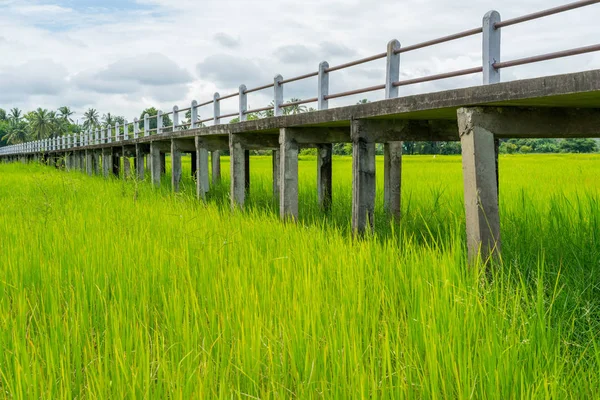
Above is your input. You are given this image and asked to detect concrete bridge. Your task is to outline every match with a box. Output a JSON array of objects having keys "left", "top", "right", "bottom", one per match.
[{"left": 2, "top": 1, "right": 600, "bottom": 262}]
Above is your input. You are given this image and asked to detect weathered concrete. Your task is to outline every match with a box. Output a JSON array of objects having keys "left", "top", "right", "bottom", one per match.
[
  {"left": 85, "top": 150, "right": 93, "bottom": 176},
  {"left": 230, "top": 135, "right": 246, "bottom": 208},
  {"left": 195, "top": 137, "right": 210, "bottom": 200},
  {"left": 457, "top": 107, "right": 501, "bottom": 262},
  {"left": 317, "top": 144, "right": 332, "bottom": 212},
  {"left": 150, "top": 142, "right": 161, "bottom": 187},
  {"left": 123, "top": 156, "right": 132, "bottom": 179},
  {"left": 351, "top": 120, "right": 376, "bottom": 236},
  {"left": 112, "top": 154, "right": 120, "bottom": 177},
  {"left": 272, "top": 150, "right": 280, "bottom": 201},
  {"left": 279, "top": 128, "right": 299, "bottom": 221},
  {"left": 212, "top": 151, "right": 221, "bottom": 184},
  {"left": 102, "top": 148, "right": 112, "bottom": 178},
  {"left": 92, "top": 151, "right": 100, "bottom": 175},
  {"left": 135, "top": 144, "right": 145, "bottom": 180},
  {"left": 383, "top": 142, "right": 402, "bottom": 219},
  {"left": 171, "top": 139, "right": 182, "bottom": 192}
]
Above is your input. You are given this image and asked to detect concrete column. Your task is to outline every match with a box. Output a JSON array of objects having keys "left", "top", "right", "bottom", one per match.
[
  {"left": 85, "top": 150, "right": 93, "bottom": 176},
  {"left": 123, "top": 156, "right": 131, "bottom": 179},
  {"left": 150, "top": 143, "right": 161, "bottom": 187},
  {"left": 212, "top": 151, "right": 221, "bottom": 184},
  {"left": 195, "top": 139, "right": 210, "bottom": 200},
  {"left": 383, "top": 142, "right": 402, "bottom": 220},
  {"left": 317, "top": 144, "right": 332, "bottom": 212},
  {"left": 245, "top": 150, "right": 250, "bottom": 192},
  {"left": 272, "top": 150, "right": 280, "bottom": 201},
  {"left": 230, "top": 136, "right": 246, "bottom": 209},
  {"left": 92, "top": 151, "right": 100, "bottom": 175},
  {"left": 279, "top": 128, "right": 299, "bottom": 221},
  {"left": 352, "top": 122, "right": 376, "bottom": 236},
  {"left": 112, "top": 154, "right": 120, "bottom": 177},
  {"left": 135, "top": 145, "right": 145, "bottom": 180},
  {"left": 102, "top": 149, "right": 112, "bottom": 178},
  {"left": 458, "top": 107, "right": 501, "bottom": 262},
  {"left": 171, "top": 140, "right": 182, "bottom": 192}
]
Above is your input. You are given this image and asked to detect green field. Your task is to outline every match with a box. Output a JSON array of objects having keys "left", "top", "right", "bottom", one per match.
[{"left": 1, "top": 154, "right": 599, "bottom": 399}]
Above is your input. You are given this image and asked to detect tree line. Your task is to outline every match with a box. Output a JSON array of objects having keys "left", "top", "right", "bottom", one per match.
[{"left": 1, "top": 103, "right": 597, "bottom": 154}]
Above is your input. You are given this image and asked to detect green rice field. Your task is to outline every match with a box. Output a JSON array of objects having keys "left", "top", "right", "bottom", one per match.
[{"left": 0, "top": 154, "right": 599, "bottom": 398}]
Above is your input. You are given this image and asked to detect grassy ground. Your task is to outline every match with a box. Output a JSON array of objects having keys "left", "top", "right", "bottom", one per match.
[{"left": 0, "top": 154, "right": 599, "bottom": 399}]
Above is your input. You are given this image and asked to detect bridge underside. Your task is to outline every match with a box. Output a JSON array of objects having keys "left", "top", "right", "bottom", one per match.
[{"left": 4, "top": 69, "right": 600, "bottom": 263}]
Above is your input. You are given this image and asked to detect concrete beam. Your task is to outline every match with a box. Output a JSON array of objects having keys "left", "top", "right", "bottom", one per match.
[
  {"left": 457, "top": 107, "right": 600, "bottom": 138},
  {"left": 457, "top": 107, "right": 501, "bottom": 262}
]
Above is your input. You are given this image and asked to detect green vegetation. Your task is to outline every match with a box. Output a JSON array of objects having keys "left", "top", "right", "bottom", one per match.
[{"left": 0, "top": 154, "right": 599, "bottom": 398}]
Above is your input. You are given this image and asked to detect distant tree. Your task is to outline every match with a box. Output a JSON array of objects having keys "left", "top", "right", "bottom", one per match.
[
  {"left": 0, "top": 108, "right": 6, "bottom": 121},
  {"left": 9, "top": 108, "right": 22, "bottom": 125},
  {"left": 559, "top": 138, "right": 598, "bottom": 153},
  {"left": 138, "top": 107, "right": 172, "bottom": 132},
  {"left": 83, "top": 108, "right": 100, "bottom": 130},
  {"left": 28, "top": 108, "right": 56, "bottom": 140},
  {"left": 102, "top": 113, "right": 116, "bottom": 128},
  {"left": 282, "top": 98, "right": 307, "bottom": 115},
  {"left": 58, "top": 106, "right": 74, "bottom": 123}
]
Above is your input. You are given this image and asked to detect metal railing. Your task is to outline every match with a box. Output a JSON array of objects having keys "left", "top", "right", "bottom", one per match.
[{"left": 1, "top": 0, "right": 599, "bottom": 156}]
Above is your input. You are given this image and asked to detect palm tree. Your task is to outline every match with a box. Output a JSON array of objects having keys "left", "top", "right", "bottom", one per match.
[
  {"left": 283, "top": 98, "right": 308, "bottom": 115},
  {"left": 58, "top": 106, "right": 75, "bottom": 123},
  {"left": 2, "top": 120, "right": 29, "bottom": 144},
  {"left": 0, "top": 108, "right": 6, "bottom": 121},
  {"left": 102, "top": 112, "right": 115, "bottom": 128},
  {"left": 83, "top": 108, "right": 100, "bottom": 130},
  {"left": 28, "top": 108, "right": 55, "bottom": 140},
  {"left": 9, "top": 108, "right": 22, "bottom": 125}
]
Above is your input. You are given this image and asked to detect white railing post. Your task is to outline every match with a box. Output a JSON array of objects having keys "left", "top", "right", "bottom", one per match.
[
  {"left": 123, "top": 120, "right": 128, "bottom": 140},
  {"left": 115, "top": 122, "right": 120, "bottom": 142},
  {"left": 191, "top": 101, "right": 198, "bottom": 129},
  {"left": 385, "top": 39, "right": 401, "bottom": 99},
  {"left": 107, "top": 125, "right": 112, "bottom": 143},
  {"left": 213, "top": 93, "right": 220, "bottom": 124},
  {"left": 157, "top": 111, "right": 163, "bottom": 135},
  {"left": 274, "top": 74, "right": 283, "bottom": 116},
  {"left": 239, "top": 85, "right": 247, "bottom": 121},
  {"left": 172, "top": 106, "right": 179, "bottom": 131},
  {"left": 134, "top": 118, "right": 139, "bottom": 139},
  {"left": 318, "top": 62, "right": 329, "bottom": 110},
  {"left": 483, "top": 10, "right": 501, "bottom": 85},
  {"left": 144, "top": 114, "right": 149, "bottom": 137}
]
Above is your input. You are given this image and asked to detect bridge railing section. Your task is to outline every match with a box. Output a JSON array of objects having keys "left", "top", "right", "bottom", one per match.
[{"left": 1, "top": 0, "right": 600, "bottom": 157}]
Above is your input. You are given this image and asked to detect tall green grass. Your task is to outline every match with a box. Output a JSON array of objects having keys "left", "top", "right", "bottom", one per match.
[{"left": 0, "top": 154, "right": 599, "bottom": 398}]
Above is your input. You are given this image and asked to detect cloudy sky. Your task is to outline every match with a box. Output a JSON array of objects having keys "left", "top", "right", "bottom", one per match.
[{"left": 0, "top": 0, "right": 598, "bottom": 124}]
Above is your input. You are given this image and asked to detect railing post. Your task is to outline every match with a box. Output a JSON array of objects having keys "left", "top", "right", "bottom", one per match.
[
  {"left": 144, "top": 113, "right": 149, "bottom": 137},
  {"left": 318, "top": 62, "right": 329, "bottom": 110},
  {"left": 115, "top": 122, "right": 120, "bottom": 142},
  {"left": 317, "top": 61, "right": 332, "bottom": 211},
  {"left": 274, "top": 74, "right": 283, "bottom": 116},
  {"left": 157, "top": 110, "right": 163, "bottom": 135},
  {"left": 123, "top": 120, "right": 128, "bottom": 140},
  {"left": 384, "top": 39, "right": 403, "bottom": 220},
  {"left": 212, "top": 92, "right": 221, "bottom": 183},
  {"left": 134, "top": 118, "right": 139, "bottom": 139},
  {"left": 107, "top": 125, "right": 112, "bottom": 143},
  {"left": 239, "top": 85, "right": 247, "bottom": 121},
  {"left": 483, "top": 10, "right": 501, "bottom": 85},
  {"left": 172, "top": 106, "right": 179, "bottom": 131},
  {"left": 191, "top": 100, "right": 198, "bottom": 129},
  {"left": 213, "top": 93, "right": 220, "bottom": 124}
]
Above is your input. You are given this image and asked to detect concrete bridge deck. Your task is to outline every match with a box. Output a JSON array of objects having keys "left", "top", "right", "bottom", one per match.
[{"left": 3, "top": 69, "right": 600, "bottom": 263}]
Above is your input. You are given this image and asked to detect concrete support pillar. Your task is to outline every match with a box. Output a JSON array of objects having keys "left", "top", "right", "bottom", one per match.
[
  {"left": 85, "top": 150, "right": 93, "bottom": 176},
  {"left": 135, "top": 145, "right": 145, "bottom": 180},
  {"left": 383, "top": 142, "right": 402, "bottom": 220},
  {"left": 123, "top": 156, "right": 131, "bottom": 179},
  {"left": 112, "top": 154, "right": 120, "bottom": 177},
  {"left": 92, "top": 151, "right": 100, "bottom": 175},
  {"left": 245, "top": 150, "right": 250, "bottom": 192},
  {"left": 351, "top": 122, "right": 376, "bottom": 236},
  {"left": 171, "top": 140, "right": 182, "bottom": 192},
  {"left": 212, "top": 151, "right": 221, "bottom": 184},
  {"left": 195, "top": 137, "right": 210, "bottom": 200},
  {"left": 458, "top": 107, "right": 501, "bottom": 262},
  {"left": 317, "top": 144, "right": 332, "bottom": 212},
  {"left": 272, "top": 150, "right": 280, "bottom": 201},
  {"left": 230, "top": 136, "right": 246, "bottom": 209},
  {"left": 279, "top": 128, "right": 299, "bottom": 221},
  {"left": 150, "top": 143, "right": 161, "bottom": 187},
  {"left": 102, "top": 149, "right": 112, "bottom": 178}
]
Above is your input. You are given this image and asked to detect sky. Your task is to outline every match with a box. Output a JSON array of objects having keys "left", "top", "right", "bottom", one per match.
[{"left": 0, "top": 0, "right": 598, "bottom": 124}]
